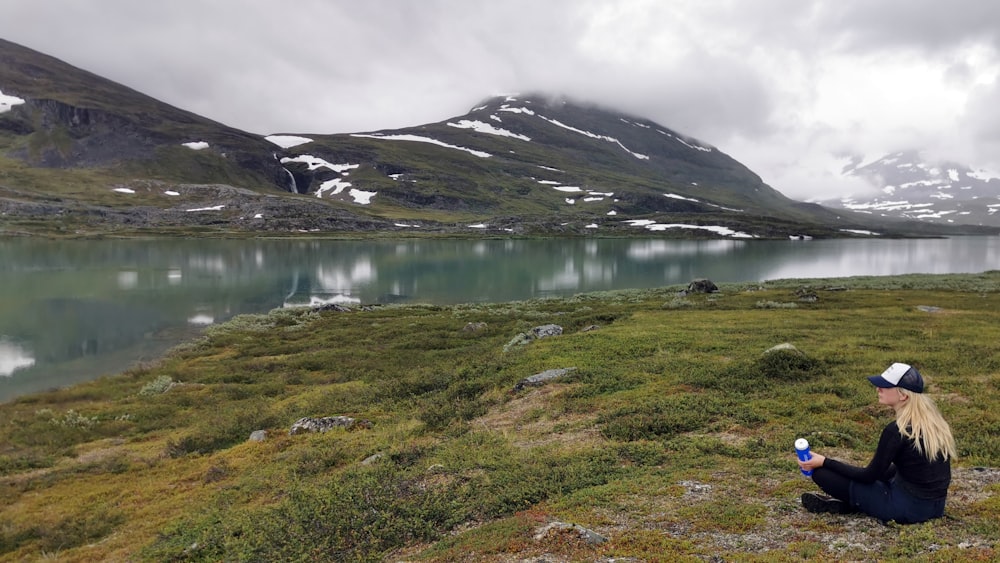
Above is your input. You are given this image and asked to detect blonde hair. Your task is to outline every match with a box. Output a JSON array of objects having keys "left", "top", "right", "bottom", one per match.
[{"left": 895, "top": 389, "right": 957, "bottom": 462}]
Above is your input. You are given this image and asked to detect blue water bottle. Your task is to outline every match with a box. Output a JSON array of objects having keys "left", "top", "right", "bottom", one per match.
[{"left": 795, "top": 438, "right": 812, "bottom": 476}]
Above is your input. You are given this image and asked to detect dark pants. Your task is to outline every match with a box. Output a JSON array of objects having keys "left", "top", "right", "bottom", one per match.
[{"left": 811, "top": 467, "right": 945, "bottom": 524}]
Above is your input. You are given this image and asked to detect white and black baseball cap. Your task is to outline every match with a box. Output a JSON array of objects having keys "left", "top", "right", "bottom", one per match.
[{"left": 867, "top": 362, "right": 925, "bottom": 393}]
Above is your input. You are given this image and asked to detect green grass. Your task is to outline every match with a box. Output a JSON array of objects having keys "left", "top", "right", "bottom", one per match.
[{"left": 0, "top": 273, "right": 998, "bottom": 561}]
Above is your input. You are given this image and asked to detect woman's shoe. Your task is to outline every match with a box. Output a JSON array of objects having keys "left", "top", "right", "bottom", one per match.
[{"left": 801, "top": 492, "right": 851, "bottom": 514}]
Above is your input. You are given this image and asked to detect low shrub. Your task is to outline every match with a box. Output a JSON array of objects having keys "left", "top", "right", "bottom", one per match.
[
  {"left": 138, "top": 375, "right": 175, "bottom": 396},
  {"left": 0, "top": 452, "right": 55, "bottom": 476},
  {"left": 145, "top": 465, "right": 463, "bottom": 561},
  {"left": 165, "top": 399, "right": 279, "bottom": 457},
  {"left": 0, "top": 507, "right": 125, "bottom": 555},
  {"left": 599, "top": 394, "right": 715, "bottom": 441},
  {"left": 755, "top": 300, "right": 798, "bottom": 309}
]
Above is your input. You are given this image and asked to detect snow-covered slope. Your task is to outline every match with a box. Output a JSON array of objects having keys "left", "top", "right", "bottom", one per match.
[{"left": 821, "top": 151, "right": 1000, "bottom": 227}]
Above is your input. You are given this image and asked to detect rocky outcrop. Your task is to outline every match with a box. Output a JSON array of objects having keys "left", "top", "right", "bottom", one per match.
[
  {"left": 531, "top": 324, "right": 563, "bottom": 339},
  {"left": 289, "top": 416, "right": 371, "bottom": 435},
  {"left": 9, "top": 98, "right": 166, "bottom": 167},
  {"left": 533, "top": 521, "right": 607, "bottom": 545},
  {"left": 503, "top": 324, "right": 565, "bottom": 353}
]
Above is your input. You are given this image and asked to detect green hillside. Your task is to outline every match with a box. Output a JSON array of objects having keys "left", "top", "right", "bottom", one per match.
[{"left": 1, "top": 273, "right": 998, "bottom": 561}]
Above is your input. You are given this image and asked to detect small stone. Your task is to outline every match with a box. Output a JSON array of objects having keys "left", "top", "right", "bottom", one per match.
[
  {"left": 514, "top": 367, "right": 577, "bottom": 391},
  {"left": 248, "top": 430, "right": 267, "bottom": 442},
  {"left": 361, "top": 453, "right": 384, "bottom": 465},
  {"left": 764, "top": 343, "right": 803, "bottom": 356}
]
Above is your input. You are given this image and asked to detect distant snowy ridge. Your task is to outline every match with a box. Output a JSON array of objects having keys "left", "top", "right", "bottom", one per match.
[{"left": 822, "top": 150, "right": 1000, "bottom": 226}]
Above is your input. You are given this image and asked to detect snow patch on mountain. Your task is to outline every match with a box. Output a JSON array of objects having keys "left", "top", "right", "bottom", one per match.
[
  {"left": 497, "top": 106, "right": 535, "bottom": 116},
  {"left": 280, "top": 155, "right": 359, "bottom": 173},
  {"left": 265, "top": 135, "right": 313, "bottom": 148},
  {"left": 351, "top": 133, "right": 492, "bottom": 158},
  {"left": 483, "top": 94, "right": 721, "bottom": 161},
  {"left": 0, "top": 88, "right": 25, "bottom": 113},
  {"left": 656, "top": 129, "right": 713, "bottom": 152},
  {"left": 277, "top": 154, "right": 373, "bottom": 203},
  {"left": 447, "top": 119, "right": 530, "bottom": 141},
  {"left": 623, "top": 219, "right": 754, "bottom": 238},
  {"left": 665, "top": 193, "right": 743, "bottom": 212},
  {"left": 316, "top": 178, "right": 351, "bottom": 198},
  {"left": 349, "top": 189, "right": 377, "bottom": 205},
  {"left": 536, "top": 115, "right": 649, "bottom": 160}
]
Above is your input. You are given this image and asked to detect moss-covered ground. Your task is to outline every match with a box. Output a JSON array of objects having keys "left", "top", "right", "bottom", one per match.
[{"left": 1, "top": 272, "right": 998, "bottom": 562}]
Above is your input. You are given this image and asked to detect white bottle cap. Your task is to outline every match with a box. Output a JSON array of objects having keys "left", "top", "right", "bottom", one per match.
[{"left": 795, "top": 438, "right": 809, "bottom": 449}]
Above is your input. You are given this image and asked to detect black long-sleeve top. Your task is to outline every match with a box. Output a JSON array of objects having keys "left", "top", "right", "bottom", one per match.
[{"left": 823, "top": 421, "right": 951, "bottom": 500}]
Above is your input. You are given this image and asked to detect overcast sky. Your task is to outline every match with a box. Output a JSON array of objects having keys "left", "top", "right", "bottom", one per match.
[{"left": 1, "top": 0, "right": 998, "bottom": 200}]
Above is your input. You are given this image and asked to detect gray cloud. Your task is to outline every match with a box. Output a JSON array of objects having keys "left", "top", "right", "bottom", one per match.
[
  {"left": 815, "top": 1, "right": 1000, "bottom": 53},
  {"left": 1, "top": 0, "right": 997, "bottom": 199}
]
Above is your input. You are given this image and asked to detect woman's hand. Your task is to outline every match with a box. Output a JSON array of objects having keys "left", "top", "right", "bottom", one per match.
[{"left": 798, "top": 452, "right": 826, "bottom": 472}]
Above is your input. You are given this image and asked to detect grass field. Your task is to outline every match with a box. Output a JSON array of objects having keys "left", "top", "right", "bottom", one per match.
[{"left": 1, "top": 272, "right": 998, "bottom": 561}]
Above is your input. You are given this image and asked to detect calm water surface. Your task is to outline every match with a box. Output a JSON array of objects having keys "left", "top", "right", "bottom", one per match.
[{"left": 1, "top": 236, "right": 997, "bottom": 401}]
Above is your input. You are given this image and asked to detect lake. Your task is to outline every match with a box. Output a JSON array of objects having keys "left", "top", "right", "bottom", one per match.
[{"left": 1, "top": 236, "right": 997, "bottom": 401}]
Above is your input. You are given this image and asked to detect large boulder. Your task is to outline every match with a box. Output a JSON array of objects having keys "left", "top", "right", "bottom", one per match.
[{"left": 687, "top": 278, "right": 719, "bottom": 293}]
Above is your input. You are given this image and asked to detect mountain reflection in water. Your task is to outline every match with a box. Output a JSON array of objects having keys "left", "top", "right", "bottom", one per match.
[
  {"left": 0, "top": 236, "right": 995, "bottom": 401},
  {"left": 0, "top": 339, "right": 34, "bottom": 377}
]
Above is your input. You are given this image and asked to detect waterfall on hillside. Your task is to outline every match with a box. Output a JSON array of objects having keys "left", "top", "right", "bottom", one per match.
[
  {"left": 283, "top": 167, "right": 298, "bottom": 193},
  {"left": 284, "top": 270, "right": 300, "bottom": 304}
]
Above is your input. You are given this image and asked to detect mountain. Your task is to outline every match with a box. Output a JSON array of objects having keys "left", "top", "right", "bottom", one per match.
[
  {"left": 1, "top": 38, "right": 996, "bottom": 238},
  {"left": 815, "top": 151, "right": 1000, "bottom": 227},
  {"left": 274, "top": 94, "right": 847, "bottom": 236}
]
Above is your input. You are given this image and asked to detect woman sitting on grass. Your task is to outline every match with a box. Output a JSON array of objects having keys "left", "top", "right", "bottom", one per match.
[{"left": 797, "top": 362, "right": 957, "bottom": 524}]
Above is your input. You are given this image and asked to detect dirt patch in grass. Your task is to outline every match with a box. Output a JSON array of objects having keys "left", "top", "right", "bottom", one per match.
[{"left": 473, "top": 384, "right": 604, "bottom": 449}]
